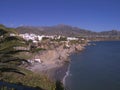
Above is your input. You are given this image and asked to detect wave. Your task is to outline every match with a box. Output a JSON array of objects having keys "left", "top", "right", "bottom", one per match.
[{"left": 62, "top": 62, "right": 71, "bottom": 86}]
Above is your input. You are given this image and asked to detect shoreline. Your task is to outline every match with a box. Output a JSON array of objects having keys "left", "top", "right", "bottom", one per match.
[
  {"left": 27, "top": 61, "right": 69, "bottom": 81},
  {"left": 62, "top": 61, "right": 71, "bottom": 85},
  {"left": 26, "top": 44, "right": 86, "bottom": 85}
]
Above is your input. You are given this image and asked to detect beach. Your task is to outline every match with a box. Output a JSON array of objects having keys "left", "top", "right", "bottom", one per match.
[{"left": 26, "top": 44, "right": 86, "bottom": 83}]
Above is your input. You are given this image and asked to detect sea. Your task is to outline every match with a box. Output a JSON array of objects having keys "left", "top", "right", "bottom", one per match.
[{"left": 65, "top": 41, "right": 120, "bottom": 90}]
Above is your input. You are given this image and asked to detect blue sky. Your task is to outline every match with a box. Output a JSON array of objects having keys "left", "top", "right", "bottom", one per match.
[{"left": 0, "top": 0, "right": 120, "bottom": 31}]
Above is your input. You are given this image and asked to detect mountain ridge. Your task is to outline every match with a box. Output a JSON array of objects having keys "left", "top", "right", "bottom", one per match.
[
  {"left": 16, "top": 24, "right": 97, "bottom": 36},
  {"left": 16, "top": 24, "right": 120, "bottom": 37}
]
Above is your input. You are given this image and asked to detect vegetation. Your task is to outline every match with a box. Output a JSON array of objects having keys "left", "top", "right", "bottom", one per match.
[
  {"left": 52, "top": 37, "right": 67, "bottom": 42},
  {"left": 69, "top": 40, "right": 80, "bottom": 45},
  {"left": 0, "top": 25, "right": 65, "bottom": 90},
  {"left": 42, "top": 37, "right": 50, "bottom": 40},
  {"left": 0, "top": 25, "right": 28, "bottom": 75},
  {"left": 55, "top": 81, "right": 64, "bottom": 90},
  {"left": 2, "top": 70, "right": 55, "bottom": 90}
]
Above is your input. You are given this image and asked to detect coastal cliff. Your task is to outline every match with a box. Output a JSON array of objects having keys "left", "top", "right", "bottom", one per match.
[
  {"left": 28, "top": 43, "right": 86, "bottom": 81},
  {"left": 40, "top": 44, "right": 85, "bottom": 63}
]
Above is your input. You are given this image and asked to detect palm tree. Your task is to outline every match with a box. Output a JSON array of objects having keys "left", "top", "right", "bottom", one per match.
[{"left": 0, "top": 25, "right": 28, "bottom": 76}]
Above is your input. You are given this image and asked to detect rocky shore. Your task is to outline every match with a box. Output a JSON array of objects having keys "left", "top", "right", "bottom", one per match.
[{"left": 27, "top": 43, "right": 86, "bottom": 81}]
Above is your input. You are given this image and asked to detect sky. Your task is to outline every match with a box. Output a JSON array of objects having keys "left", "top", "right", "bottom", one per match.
[{"left": 0, "top": 0, "right": 120, "bottom": 32}]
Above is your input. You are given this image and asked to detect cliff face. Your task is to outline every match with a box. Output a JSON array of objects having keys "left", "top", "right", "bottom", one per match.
[
  {"left": 39, "top": 50, "right": 60, "bottom": 64},
  {"left": 38, "top": 44, "right": 85, "bottom": 65},
  {"left": 27, "top": 43, "right": 86, "bottom": 81}
]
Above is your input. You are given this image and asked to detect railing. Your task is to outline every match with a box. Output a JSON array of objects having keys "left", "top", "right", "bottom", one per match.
[
  {"left": 0, "top": 81, "right": 38, "bottom": 90},
  {"left": 0, "top": 85, "right": 16, "bottom": 90}
]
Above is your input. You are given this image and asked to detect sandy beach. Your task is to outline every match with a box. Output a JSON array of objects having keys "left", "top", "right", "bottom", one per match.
[{"left": 26, "top": 44, "right": 86, "bottom": 82}]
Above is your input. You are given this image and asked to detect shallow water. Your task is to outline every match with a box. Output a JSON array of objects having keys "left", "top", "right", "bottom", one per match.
[{"left": 66, "top": 41, "right": 120, "bottom": 90}]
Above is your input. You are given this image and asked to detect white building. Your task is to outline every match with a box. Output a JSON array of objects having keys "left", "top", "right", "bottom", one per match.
[
  {"left": 10, "top": 33, "right": 16, "bottom": 36},
  {"left": 19, "top": 33, "right": 56, "bottom": 43},
  {"left": 67, "top": 37, "right": 79, "bottom": 41},
  {"left": 19, "top": 33, "right": 40, "bottom": 41}
]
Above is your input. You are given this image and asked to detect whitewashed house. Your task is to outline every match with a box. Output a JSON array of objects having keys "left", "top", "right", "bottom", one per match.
[
  {"left": 67, "top": 37, "right": 79, "bottom": 41},
  {"left": 10, "top": 33, "right": 16, "bottom": 36}
]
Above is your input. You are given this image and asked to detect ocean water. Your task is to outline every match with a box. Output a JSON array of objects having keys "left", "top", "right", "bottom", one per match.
[{"left": 65, "top": 41, "right": 120, "bottom": 90}]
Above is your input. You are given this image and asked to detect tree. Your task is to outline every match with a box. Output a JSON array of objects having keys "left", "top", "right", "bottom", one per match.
[
  {"left": 0, "top": 25, "right": 28, "bottom": 76},
  {"left": 55, "top": 81, "right": 64, "bottom": 90}
]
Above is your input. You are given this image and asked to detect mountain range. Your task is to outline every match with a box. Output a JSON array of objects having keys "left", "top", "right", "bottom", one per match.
[{"left": 15, "top": 24, "right": 120, "bottom": 37}]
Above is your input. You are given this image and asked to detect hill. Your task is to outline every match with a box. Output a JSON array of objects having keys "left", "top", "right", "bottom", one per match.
[
  {"left": 16, "top": 24, "right": 97, "bottom": 37},
  {"left": 10, "top": 24, "right": 120, "bottom": 41}
]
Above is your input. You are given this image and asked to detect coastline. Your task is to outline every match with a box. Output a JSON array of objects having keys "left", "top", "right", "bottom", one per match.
[
  {"left": 26, "top": 43, "right": 86, "bottom": 84},
  {"left": 45, "top": 62, "right": 69, "bottom": 81},
  {"left": 62, "top": 61, "right": 71, "bottom": 85}
]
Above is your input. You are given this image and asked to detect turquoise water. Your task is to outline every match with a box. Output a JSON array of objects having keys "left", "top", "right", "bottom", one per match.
[{"left": 66, "top": 41, "right": 120, "bottom": 90}]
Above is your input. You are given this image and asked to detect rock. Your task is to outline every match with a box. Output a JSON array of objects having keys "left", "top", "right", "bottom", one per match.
[{"left": 35, "top": 44, "right": 85, "bottom": 65}]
